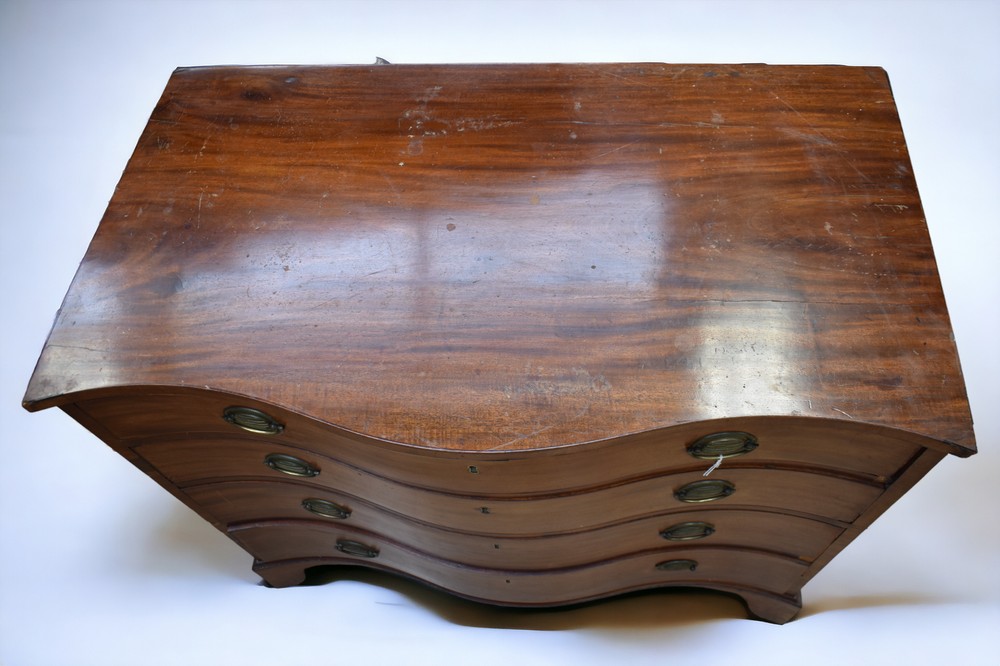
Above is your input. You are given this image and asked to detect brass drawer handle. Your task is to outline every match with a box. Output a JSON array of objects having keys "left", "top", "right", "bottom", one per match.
[
  {"left": 264, "top": 453, "right": 319, "bottom": 477},
  {"left": 655, "top": 559, "right": 698, "bottom": 572},
  {"left": 687, "top": 431, "right": 757, "bottom": 459},
  {"left": 660, "top": 521, "right": 715, "bottom": 541},
  {"left": 674, "top": 479, "right": 735, "bottom": 503},
  {"left": 223, "top": 406, "right": 284, "bottom": 435},
  {"left": 336, "top": 539, "right": 379, "bottom": 558},
  {"left": 302, "top": 498, "right": 351, "bottom": 520}
]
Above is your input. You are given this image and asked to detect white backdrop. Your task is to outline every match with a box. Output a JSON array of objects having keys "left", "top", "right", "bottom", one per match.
[{"left": 1, "top": 1, "right": 998, "bottom": 664}]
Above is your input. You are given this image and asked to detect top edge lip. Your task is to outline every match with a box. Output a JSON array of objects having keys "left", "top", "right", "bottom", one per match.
[
  {"left": 25, "top": 384, "right": 976, "bottom": 458},
  {"left": 171, "top": 62, "right": 873, "bottom": 73}
]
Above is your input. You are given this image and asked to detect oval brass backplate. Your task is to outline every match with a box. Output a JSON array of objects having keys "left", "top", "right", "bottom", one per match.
[
  {"left": 655, "top": 559, "right": 698, "bottom": 572},
  {"left": 660, "top": 521, "right": 715, "bottom": 541},
  {"left": 674, "top": 479, "right": 735, "bottom": 503},
  {"left": 336, "top": 539, "right": 379, "bottom": 558},
  {"left": 687, "top": 431, "right": 757, "bottom": 459},
  {"left": 264, "top": 453, "right": 319, "bottom": 477},
  {"left": 223, "top": 406, "right": 284, "bottom": 435},
  {"left": 302, "top": 498, "right": 351, "bottom": 520}
]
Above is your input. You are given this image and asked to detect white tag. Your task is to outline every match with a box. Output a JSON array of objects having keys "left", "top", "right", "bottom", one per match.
[{"left": 703, "top": 454, "right": 724, "bottom": 477}]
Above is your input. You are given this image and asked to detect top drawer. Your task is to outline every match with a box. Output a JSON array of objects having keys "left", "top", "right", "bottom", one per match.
[{"left": 75, "top": 389, "right": 924, "bottom": 495}]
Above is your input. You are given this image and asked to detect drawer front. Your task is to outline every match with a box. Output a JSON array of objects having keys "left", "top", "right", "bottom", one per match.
[
  {"left": 186, "top": 480, "right": 844, "bottom": 567},
  {"left": 77, "top": 391, "right": 924, "bottom": 496},
  {"left": 137, "top": 437, "right": 882, "bottom": 532},
  {"left": 231, "top": 521, "right": 810, "bottom": 605}
]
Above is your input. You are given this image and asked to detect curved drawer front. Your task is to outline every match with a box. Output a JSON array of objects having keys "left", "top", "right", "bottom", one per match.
[
  {"left": 137, "top": 437, "right": 882, "bottom": 532},
  {"left": 231, "top": 521, "right": 810, "bottom": 606},
  {"left": 186, "top": 480, "right": 843, "bottom": 568},
  {"left": 77, "top": 390, "right": 924, "bottom": 494}
]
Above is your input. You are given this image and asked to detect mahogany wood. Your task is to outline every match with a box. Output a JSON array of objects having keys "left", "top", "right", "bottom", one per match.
[
  {"left": 187, "top": 483, "right": 844, "bottom": 567},
  {"left": 23, "top": 64, "right": 975, "bottom": 623}
]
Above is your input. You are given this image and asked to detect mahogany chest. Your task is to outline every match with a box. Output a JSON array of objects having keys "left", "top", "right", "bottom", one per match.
[{"left": 23, "top": 63, "right": 976, "bottom": 623}]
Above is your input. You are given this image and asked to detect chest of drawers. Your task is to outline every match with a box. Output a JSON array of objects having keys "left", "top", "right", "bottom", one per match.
[{"left": 23, "top": 63, "right": 976, "bottom": 623}]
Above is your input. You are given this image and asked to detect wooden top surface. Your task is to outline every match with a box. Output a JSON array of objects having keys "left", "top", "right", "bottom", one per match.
[{"left": 24, "top": 63, "right": 975, "bottom": 454}]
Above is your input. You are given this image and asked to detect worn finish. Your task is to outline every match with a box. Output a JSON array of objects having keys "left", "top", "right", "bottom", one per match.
[{"left": 23, "top": 64, "right": 975, "bottom": 622}]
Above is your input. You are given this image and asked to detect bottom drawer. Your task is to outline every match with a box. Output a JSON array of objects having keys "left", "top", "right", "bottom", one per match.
[{"left": 230, "top": 520, "right": 810, "bottom": 607}]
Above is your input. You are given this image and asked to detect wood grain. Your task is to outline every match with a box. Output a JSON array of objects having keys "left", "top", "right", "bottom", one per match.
[
  {"left": 234, "top": 520, "right": 811, "bottom": 606},
  {"left": 186, "top": 482, "right": 844, "bottom": 568},
  {"left": 24, "top": 64, "right": 975, "bottom": 454}
]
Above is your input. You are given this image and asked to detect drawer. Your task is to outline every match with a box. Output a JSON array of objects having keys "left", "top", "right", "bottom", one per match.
[
  {"left": 231, "top": 521, "right": 810, "bottom": 605},
  {"left": 186, "top": 480, "right": 844, "bottom": 567},
  {"left": 77, "top": 391, "right": 924, "bottom": 494},
  {"left": 137, "top": 437, "right": 883, "bottom": 531}
]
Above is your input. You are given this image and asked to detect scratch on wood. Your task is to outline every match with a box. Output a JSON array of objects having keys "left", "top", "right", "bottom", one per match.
[
  {"left": 593, "top": 140, "right": 640, "bottom": 159},
  {"left": 491, "top": 423, "right": 558, "bottom": 451},
  {"left": 196, "top": 136, "right": 209, "bottom": 159},
  {"left": 591, "top": 65, "right": 655, "bottom": 88}
]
